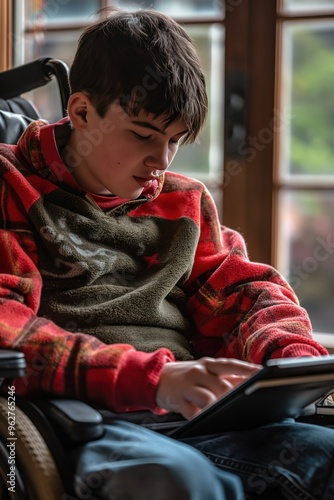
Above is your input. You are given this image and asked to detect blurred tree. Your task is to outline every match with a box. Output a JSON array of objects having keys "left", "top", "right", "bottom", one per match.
[{"left": 290, "top": 28, "right": 334, "bottom": 175}]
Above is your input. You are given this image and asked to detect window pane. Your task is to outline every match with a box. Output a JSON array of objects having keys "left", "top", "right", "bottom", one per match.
[
  {"left": 171, "top": 24, "right": 224, "bottom": 179},
  {"left": 278, "top": 190, "right": 334, "bottom": 334},
  {"left": 24, "top": 30, "right": 78, "bottom": 121},
  {"left": 283, "top": 0, "right": 334, "bottom": 13},
  {"left": 25, "top": 0, "right": 100, "bottom": 26},
  {"left": 24, "top": 30, "right": 77, "bottom": 66},
  {"left": 279, "top": 21, "right": 334, "bottom": 178},
  {"left": 111, "top": 0, "right": 223, "bottom": 18}
]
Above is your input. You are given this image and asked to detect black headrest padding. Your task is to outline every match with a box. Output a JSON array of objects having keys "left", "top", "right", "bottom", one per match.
[
  {"left": 0, "top": 58, "right": 53, "bottom": 99},
  {"left": 0, "top": 96, "right": 40, "bottom": 117},
  {"left": 0, "top": 97, "right": 41, "bottom": 145},
  {"left": 0, "top": 110, "right": 37, "bottom": 145}
]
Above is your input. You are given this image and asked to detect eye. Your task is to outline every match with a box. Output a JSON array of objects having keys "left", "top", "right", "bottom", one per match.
[
  {"left": 132, "top": 131, "right": 152, "bottom": 141},
  {"left": 170, "top": 134, "right": 186, "bottom": 145}
]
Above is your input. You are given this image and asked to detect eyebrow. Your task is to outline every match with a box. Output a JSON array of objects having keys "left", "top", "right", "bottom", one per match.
[{"left": 131, "top": 120, "right": 187, "bottom": 136}]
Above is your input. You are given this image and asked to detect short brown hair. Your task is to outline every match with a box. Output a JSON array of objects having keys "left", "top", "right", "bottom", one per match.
[{"left": 69, "top": 8, "right": 208, "bottom": 144}]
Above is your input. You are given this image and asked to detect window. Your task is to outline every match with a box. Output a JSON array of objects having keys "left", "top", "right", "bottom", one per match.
[
  {"left": 222, "top": 0, "right": 334, "bottom": 348},
  {"left": 276, "top": 0, "right": 334, "bottom": 346}
]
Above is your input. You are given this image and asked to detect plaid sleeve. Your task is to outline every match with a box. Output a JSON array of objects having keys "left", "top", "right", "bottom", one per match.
[{"left": 184, "top": 186, "right": 328, "bottom": 363}]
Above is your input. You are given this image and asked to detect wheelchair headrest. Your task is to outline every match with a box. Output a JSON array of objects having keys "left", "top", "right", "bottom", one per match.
[{"left": 0, "top": 96, "right": 40, "bottom": 145}]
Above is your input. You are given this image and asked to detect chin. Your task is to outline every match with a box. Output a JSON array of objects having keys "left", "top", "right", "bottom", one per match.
[{"left": 122, "top": 189, "right": 144, "bottom": 200}]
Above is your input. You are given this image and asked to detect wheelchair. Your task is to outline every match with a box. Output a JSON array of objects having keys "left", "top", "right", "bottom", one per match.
[
  {"left": 1, "top": 57, "right": 334, "bottom": 500},
  {"left": 0, "top": 57, "right": 106, "bottom": 500}
]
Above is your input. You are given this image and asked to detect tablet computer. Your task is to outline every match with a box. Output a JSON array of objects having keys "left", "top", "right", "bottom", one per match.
[{"left": 167, "top": 355, "right": 334, "bottom": 438}]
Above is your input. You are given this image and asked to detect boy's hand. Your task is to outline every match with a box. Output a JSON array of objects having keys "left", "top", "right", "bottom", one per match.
[{"left": 156, "top": 357, "right": 261, "bottom": 420}]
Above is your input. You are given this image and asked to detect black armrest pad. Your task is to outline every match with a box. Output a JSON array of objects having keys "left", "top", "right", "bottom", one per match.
[
  {"left": 0, "top": 350, "right": 26, "bottom": 378},
  {"left": 36, "top": 399, "right": 104, "bottom": 443}
]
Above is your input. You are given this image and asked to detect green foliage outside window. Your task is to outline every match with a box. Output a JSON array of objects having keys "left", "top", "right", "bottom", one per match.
[{"left": 290, "top": 26, "right": 334, "bottom": 176}]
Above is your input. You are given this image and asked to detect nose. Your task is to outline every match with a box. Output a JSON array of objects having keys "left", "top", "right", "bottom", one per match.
[{"left": 144, "top": 143, "right": 170, "bottom": 172}]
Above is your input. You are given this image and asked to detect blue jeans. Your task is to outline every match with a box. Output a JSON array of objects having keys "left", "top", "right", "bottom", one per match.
[{"left": 71, "top": 419, "right": 334, "bottom": 499}]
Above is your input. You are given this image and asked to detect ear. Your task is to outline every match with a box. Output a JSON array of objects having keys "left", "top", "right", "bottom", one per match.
[{"left": 67, "top": 92, "right": 94, "bottom": 130}]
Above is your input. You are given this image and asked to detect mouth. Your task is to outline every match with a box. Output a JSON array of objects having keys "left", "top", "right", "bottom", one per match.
[{"left": 133, "top": 176, "right": 157, "bottom": 188}]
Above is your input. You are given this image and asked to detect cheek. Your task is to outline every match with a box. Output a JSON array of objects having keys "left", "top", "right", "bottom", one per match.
[{"left": 169, "top": 148, "right": 178, "bottom": 163}]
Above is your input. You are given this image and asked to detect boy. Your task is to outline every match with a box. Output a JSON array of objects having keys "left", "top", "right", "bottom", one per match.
[{"left": 1, "top": 7, "right": 334, "bottom": 500}]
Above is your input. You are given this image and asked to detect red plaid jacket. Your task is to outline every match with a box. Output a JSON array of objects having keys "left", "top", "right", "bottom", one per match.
[{"left": 0, "top": 119, "right": 327, "bottom": 413}]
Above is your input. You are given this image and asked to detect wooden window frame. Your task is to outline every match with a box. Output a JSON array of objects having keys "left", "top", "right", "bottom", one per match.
[
  {"left": 223, "top": 0, "right": 277, "bottom": 266},
  {"left": 0, "top": 0, "right": 12, "bottom": 71}
]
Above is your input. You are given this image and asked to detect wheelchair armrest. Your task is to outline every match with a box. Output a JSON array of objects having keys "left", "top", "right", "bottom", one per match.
[
  {"left": 36, "top": 399, "right": 104, "bottom": 443},
  {"left": 0, "top": 350, "right": 26, "bottom": 379},
  {"left": 0, "top": 350, "right": 103, "bottom": 443}
]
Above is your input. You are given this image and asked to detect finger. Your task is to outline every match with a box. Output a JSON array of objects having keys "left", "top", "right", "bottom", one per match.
[
  {"left": 160, "top": 394, "right": 204, "bottom": 420},
  {"left": 181, "top": 400, "right": 203, "bottom": 420},
  {"left": 205, "top": 358, "right": 262, "bottom": 377},
  {"left": 185, "top": 380, "right": 235, "bottom": 414},
  {"left": 185, "top": 386, "right": 218, "bottom": 410},
  {"left": 185, "top": 365, "right": 247, "bottom": 400},
  {"left": 208, "top": 374, "right": 255, "bottom": 401},
  {"left": 223, "top": 374, "right": 251, "bottom": 389},
  {"left": 225, "top": 372, "right": 249, "bottom": 380},
  {"left": 196, "top": 372, "right": 236, "bottom": 399}
]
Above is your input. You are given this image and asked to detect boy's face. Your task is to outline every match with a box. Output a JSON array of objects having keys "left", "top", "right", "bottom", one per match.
[{"left": 64, "top": 94, "right": 187, "bottom": 198}]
